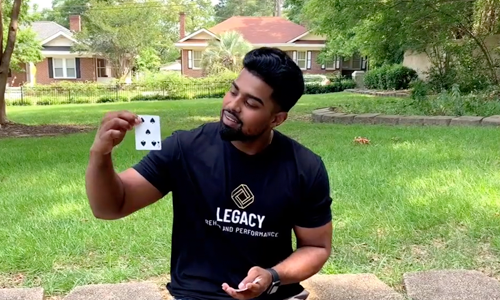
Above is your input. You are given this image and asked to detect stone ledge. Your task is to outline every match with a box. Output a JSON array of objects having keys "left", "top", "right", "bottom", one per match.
[
  {"left": 63, "top": 282, "right": 163, "bottom": 300},
  {"left": 2, "top": 270, "right": 500, "bottom": 300},
  {"left": 403, "top": 269, "right": 500, "bottom": 300},
  {"left": 345, "top": 88, "right": 410, "bottom": 97},
  {"left": 312, "top": 108, "right": 500, "bottom": 127},
  {"left": 0, "top": 287, "right": 44, "bottom": 300},
  {"left": 302, "top": 274, "right": 404, "bottom": 300}
]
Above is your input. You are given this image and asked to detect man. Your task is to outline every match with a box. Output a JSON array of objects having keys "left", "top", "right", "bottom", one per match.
[{"left": 85, "top": 47, "right": 332, "bottom": 300}]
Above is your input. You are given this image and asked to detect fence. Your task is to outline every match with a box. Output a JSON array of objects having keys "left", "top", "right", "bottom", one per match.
[{"left": 5, "top": 81, "right": 233, "bottom": 106}]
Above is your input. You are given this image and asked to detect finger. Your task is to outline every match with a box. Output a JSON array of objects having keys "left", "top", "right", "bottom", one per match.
[
  {"left": 238, "top": 274, "right": 256, "bottom": 289},
  {"left": 101, "top": 129, "right": 125, "bottom": 141},
  {"left": 117, "top": 111, "right": 141, "bottom": 125},
  {"left": 102, "top": 118, "right": 134, "bottom": 132}
]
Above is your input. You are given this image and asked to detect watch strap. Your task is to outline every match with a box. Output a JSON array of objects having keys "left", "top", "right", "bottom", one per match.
[
  {"left": 265, "top": 268, "right": 280, "bottom": 294},
  {"left": 266, "top": 268, "right": 280, "bottom": 282}
]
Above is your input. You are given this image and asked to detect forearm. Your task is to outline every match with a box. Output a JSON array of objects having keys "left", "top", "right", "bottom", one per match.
[
  {"left": 85, "top": 151, "right": 125, "bottom": 219},
  {"left": 272, "top": 246, "right": 330, "bottom": 285}
]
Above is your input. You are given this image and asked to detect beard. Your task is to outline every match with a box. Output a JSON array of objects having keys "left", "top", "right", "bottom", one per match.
[{"left": 219, "top": 109, "right": 266, "bottom": 142}]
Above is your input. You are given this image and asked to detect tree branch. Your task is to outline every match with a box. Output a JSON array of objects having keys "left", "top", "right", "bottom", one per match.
[{"left": 1, "top": 0, "right": 22, "bottom": 72}]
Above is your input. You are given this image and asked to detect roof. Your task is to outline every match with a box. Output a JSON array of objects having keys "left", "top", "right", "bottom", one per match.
[
  {"left": 30, "top": 21, "right": 73, "bottom": 43},
  {"left": 207, "top": 16, "right": 308, "bottom": 44}
]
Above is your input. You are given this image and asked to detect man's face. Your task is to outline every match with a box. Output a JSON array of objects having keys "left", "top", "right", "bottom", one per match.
[{"left": 219, "top": 68, "right": 287, "bottom": 142}]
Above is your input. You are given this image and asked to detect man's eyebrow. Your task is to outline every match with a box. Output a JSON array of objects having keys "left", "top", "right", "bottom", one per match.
[{"left": 232, "top": 81, "right": 264, "bottom": 106}]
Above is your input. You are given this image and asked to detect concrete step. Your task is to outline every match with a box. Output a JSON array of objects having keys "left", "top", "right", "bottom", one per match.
[
  {"left": 0, "top": 287, "right": 44, "bottom": 300},
  {"left": 302, "top": 273, "right": 405, "bottom": 300},
  {"left": 403, "top": 269, "right": 500, "bottom": 300},
  {"left": 62, "top": 282, "right": 164, "bottom": 300},
  {"left": 2, "top": 270, "right": 500, "bottom": 300}
]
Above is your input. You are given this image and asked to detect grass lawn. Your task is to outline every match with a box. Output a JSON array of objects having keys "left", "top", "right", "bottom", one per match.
[{"left": 1, "top": 92, "right": 500, "bottom": 296}]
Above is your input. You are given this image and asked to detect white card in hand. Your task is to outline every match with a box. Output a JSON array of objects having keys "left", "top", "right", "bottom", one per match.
[{"left": 135, "top": 115, "right": 162, "bottom": 151}]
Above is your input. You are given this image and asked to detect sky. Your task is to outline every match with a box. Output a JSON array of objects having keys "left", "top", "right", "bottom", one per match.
[{"left": 31, "top": 0, "right": 221, "bottom": 10}]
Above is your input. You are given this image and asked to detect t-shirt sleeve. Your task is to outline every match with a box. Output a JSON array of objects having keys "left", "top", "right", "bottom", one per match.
[
  {"left": 132, "top": 132, "right": 181, "bottom": 197},
  {"left": 295, "top": 158, "right": 332, "bottom": 228}
]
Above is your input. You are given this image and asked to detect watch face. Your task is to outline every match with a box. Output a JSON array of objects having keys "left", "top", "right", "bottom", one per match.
[{"left": 269, "top": 285, "right": 279, "bottom": 294}]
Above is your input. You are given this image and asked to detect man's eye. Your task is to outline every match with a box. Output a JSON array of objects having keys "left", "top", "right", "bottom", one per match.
[{"left": 246, "top": 100, "right": 258, "bottom": 107}]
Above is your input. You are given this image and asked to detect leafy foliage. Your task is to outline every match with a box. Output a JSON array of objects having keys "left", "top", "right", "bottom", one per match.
[
  {"left": 215, "top": 0, "right": 276, "bottom": 22},
  {"left": 364, "top": 64, "right": 418, "bottom": 90},
  {"left": 72, "top": 0, "right": 164, "bottom": 82},
  {"left": 201, "top": 31, "right": 253, "bottom": 75}
]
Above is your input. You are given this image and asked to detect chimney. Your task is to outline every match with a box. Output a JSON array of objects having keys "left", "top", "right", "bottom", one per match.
[
  {"left": 179, "top": 12, "right": 185, "bottom": 39},
  {"left": 69, "top": 15, "right": 81, "bottom": 32}
]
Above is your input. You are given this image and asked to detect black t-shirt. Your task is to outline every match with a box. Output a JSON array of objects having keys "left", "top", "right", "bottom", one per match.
[{"left": 133, "top": 122, "right": 332, "bottom": 300}]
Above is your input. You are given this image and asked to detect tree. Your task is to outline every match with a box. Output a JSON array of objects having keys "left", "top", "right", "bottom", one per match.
[
  {"left": 0, "top": 0, "right": 43, "bottom": 125},
  {"left": 153, "top": 0, "right": 215, "bottom": 64},
  {"left": 215, "top": 0, "right": 276, "bottom": 21},
  {"left": 301, "top": 0, "right": 500, "bottom": 86},
  {"left": 40, "top": 0, "right": 90, "bottom": 28},
  {"left": 282, "top": 0, "right": 305, "bottom": 24},
  {"left": 72, "top": 0, "right": 164, "bottom": 82},
  {"left": 201, "top": 31, "right": 252, "bottom": 75},
  {"left": 73, "top": 0, "right": 215, "bottom": 75}
]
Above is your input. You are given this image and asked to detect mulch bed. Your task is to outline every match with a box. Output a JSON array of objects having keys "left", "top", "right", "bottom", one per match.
[{"left": 0, "top": 122, "right": 95, "bottom": 139}]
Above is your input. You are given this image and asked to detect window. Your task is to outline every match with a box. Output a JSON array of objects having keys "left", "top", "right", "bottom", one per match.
[
  {"left": 325, "top": 59, "right": 336, "bottom": 69},
  {"left": 53, "top": 58, "right": 76, "bottom": 78},
  {"left": 342, "top": 53, "right": 362, "bottom": 69},
  {"left": 324, "top": 55, "right": 340, "bottom": 70},
  {"left": 97, "top": 59, "right": 107, "bottom": 77},
  {"left": 296, "top": 51, "right": 307, "bottom": 69},
  {"left": 192, "top": 51, "right": 202, "bottom": 69}
]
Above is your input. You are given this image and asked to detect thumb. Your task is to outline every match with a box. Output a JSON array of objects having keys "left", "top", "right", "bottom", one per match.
[{"left": 238, "top": 274, "right": 256, "bottom": 289}]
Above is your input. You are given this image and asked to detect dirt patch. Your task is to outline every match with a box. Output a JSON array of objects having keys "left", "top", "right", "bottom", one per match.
[{"left": 0, "top": 122, "right": 95, "bottom": 139}]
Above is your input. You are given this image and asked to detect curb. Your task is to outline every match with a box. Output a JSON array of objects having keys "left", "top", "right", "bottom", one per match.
[
  {"left": 3, "top": 270, "right": 500, "bottom": 300},
  {"left": 344, "top": 89, "right": 410, "bottom": 97},
  {"left": 312, "top": 108, "right": 500, "bottom": 127}
]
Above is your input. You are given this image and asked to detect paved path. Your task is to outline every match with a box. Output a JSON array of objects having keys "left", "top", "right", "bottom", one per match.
[{"left": 2, "top": 270, "right": 500, "bottom": 300}]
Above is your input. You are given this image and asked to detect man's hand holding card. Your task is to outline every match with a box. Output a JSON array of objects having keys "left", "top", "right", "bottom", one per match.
[{"left": 222, "top": 267, "right": 272, "bottom": 300}]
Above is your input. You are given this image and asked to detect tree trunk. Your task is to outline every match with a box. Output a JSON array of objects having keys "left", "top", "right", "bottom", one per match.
[
  {"left": 0, "top": 0, "right": 23, "bottom": 125},
  {"left": 0, "top": 79, "right": 6, "bottom": 125}
]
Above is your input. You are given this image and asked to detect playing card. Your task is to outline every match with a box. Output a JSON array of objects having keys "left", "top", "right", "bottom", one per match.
[
  {"left": 234, "top": 278, "right": 261, "bottom": 292},
  {"left": 135, "top": 115, "right": 162, "bottom": 151}
]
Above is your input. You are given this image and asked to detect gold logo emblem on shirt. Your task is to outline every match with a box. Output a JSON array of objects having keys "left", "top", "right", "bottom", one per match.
[{"left": 231, "top": 184, "right": 254, "bottom": 209}]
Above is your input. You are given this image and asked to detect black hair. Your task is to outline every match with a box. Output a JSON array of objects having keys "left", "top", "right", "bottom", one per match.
[{"left": 242, "top": 47, "right": 304, "bottom": 112}]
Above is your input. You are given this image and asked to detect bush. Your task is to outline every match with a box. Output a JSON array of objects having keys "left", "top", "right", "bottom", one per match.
[
  {"left": 96, "top": 95, "right": 128, "bottom": 103},
  {"left": 409, "top": 84, "right": 500, "bottom": 116},
  {"left": 304, "top": 79, "right": 356, "bottom": 94},
  {"left": 364, "top": 64, "right": 418, "bottom": 90}
]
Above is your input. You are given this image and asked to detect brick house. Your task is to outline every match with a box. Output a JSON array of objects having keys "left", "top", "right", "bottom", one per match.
[
  {"left": 174, "top": 14, "right": 367, "bottom": 78},
  {"left": 7, "top": 15, "right": 123, "bottom": 87}
]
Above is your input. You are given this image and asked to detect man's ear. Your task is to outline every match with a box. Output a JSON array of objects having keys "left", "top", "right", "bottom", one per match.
[{"left": 271, "top": 111, "right": 288, "bottom": 128}]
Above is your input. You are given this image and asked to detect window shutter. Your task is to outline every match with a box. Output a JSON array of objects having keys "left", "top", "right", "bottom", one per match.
[
  {"left": 335, "top": 55, "right": 340, "bottom": 69},
  {"left": 321, "top": 64, "right": 325, "bottom": 70},
  {"left": 48, "top": 57, "right": 53, "bottom": 78},
  {"left": 362, "top": 57, "right": 367, "bottom": 70},
  {"left": 76, "top": 58, "right": 81, "bottom": 78},
  {"left": 188, "top": 50, "right": 193, "bottom": 69},
  {"left": 292, "top": 51, "right": 297, "bottom": 63},
  {"left": 306, "top": 51, "right": 312, "bottom": 69}
]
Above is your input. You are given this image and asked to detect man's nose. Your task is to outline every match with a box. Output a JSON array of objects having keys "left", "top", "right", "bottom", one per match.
[{"left": 226, "top": 96, "right": 243, "bottom": 113}]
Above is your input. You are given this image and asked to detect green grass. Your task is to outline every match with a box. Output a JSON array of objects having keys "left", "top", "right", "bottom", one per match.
[{"left": 1, "top": 92, "right": 500, "bottom": 296}]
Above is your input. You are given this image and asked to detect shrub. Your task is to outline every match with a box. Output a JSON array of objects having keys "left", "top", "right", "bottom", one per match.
[
  {"left": 409, "top": 84, "right": 500, "bottom": 116},
  {"left": 364, "top": 64, "right": 418, "bottom": 90},
  {"left": 96, "top": 95, "right": 128, "bottom": 103}
]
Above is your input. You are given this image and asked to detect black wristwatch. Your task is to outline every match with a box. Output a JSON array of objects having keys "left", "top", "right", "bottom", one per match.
[{"left": 265, "top": 268, "right": 281, "bottom": 294}]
